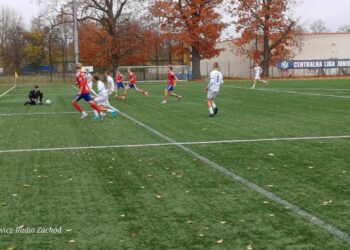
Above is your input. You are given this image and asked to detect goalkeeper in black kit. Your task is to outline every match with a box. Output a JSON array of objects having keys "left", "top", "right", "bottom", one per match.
[{"left": 24, "top": 85, "right": 43, "bottom": 105}]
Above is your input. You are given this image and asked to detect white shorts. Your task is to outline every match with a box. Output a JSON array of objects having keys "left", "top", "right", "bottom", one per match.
[
  {"left": 95, "top": 95, "right": 108, "bottom": 107},
  {"left": 207, "top": 91, "right": 218, "bottom": 100},
  {"left": 87, "top": 82, "right": 93, "bottom": 89},
  {"left": 255, "top": 74, "right": 261, "bottom": 80},
  {"left": 108, "top": 88, "right": 115, "bottom": 96}
]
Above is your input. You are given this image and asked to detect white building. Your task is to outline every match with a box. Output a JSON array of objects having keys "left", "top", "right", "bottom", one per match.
[{"left": 201, "top": 33, "right": 350, "bottom": 78}]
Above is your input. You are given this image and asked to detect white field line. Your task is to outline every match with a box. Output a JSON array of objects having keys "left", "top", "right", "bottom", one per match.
[
  {"left": 0, "top": 85, "right": 16, "bottom": 98},
  {"left": 4, "top": 92, "right": 75, "bottom": 96},
  {"left": 280, "top": 88, "right": 350, "bottom": 91},
  {"left": 0, "top": 111, "right": 80, "bottom": 116},
  {"left": 1, "top": 135, "right": 350, "bottom": 154},
  {"left": 120, "top": 111, "right": 350, "bottom": 245},
  {"left": 226, "top": 86, "right": 350, "bottom": 99}
]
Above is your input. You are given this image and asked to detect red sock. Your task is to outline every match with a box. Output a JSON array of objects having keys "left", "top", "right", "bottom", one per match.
[
  {"left": 90, "top": 102, "right": 101, "bottom": 113},
  {"left": 72, "top": 102, "right": 83, "bottom": 113}
]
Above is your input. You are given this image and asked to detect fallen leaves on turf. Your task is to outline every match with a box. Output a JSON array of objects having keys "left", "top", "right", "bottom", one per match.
[
  {"left": 247, "top": 244, "right": 254, "bottom": 250},
  {"left": 217, "top": 239, "right": 224, "bottom": 244},
  {"left": 321, "top": 200, "right": 333, "bottom": 206}
]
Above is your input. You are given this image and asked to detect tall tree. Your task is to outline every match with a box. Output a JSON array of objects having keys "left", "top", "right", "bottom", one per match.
[
  {"left": 0, "top": 5, "right": 26, "bottom": 73},
  {"left": 309, "top": 19, "right": 330, "bottom": 33},
  {"left": 228, "top": 0, "right": 302, "bottom": 77},
  {"left": 37, "top": 0, "right": 153, "bottom": 72},
  {"left": 151, "top": 0, "right": 226, "bottom": 79},
  {"left": 79, "top": 20, "right": 153, "bottom": 69},
  {"left": 338, "top": 25, "right": 350, "bottom": 33},
  {"left": 23, "top": 30, "right": 47, "bottom": 66}
]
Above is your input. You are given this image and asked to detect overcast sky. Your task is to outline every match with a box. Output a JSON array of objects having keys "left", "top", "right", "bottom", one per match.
[{"left": 1, "top": 0, "right": 350, "bottom": 33}]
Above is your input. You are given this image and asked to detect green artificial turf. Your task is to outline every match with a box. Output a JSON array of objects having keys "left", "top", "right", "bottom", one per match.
[{"left": 0, "top": 79, "right": 349, "bottom": 249}]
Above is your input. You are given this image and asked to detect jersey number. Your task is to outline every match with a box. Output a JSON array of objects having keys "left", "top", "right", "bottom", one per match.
[{"left": 216, "top": 75, "right": 220, "bottom": 84}]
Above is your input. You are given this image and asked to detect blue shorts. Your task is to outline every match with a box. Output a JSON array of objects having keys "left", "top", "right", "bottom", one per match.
[
  {"left": 166, "top": 85, "right": 174, "bottom": 92},
  {"left": 74, "top": 93, "right": 92, "bottom": 102},
  {"left": 116, "top": 82, "right": 125, "bottom": 89},
  {"left": 128, "top": 84, "right": 137, "bottom": 89}
]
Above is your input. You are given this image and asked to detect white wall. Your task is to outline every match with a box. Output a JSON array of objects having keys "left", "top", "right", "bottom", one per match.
[{"left": 201, "top": 33, "right": 350, "bottom": 78}]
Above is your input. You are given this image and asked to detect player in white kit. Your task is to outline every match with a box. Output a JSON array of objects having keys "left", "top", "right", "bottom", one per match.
[
  {"left": 92, "top": 74, "right": 118, "bottom": 120},
  {"left": 105, "top": 70, "right": 116, "bottom": 96},
  {"left": 251, "top": 62, "right": 268, "bottom": 89},
  {"left": 206, "top": 62, "right": 224, "bottom": 117},
  {"left": 85, "top": 69, "right": 97, "bottom": 95}
]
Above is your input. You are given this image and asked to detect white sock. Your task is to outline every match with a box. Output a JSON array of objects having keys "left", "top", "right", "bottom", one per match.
[
  {"left": 212, "top": 103, "right": 217, "bottom": 109},
  {"left": 93, "top": 110, "right": 98, "bottom": 116},
  {"left": 106, "top": 109, "right": 114, "bottom": 113},
  {"left": 209, "top": 107, "right": 214, "bottom": 115}
]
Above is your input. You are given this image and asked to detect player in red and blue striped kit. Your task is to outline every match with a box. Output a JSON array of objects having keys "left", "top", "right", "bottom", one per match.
[
  {"left": 121, "top": 67, "right": 149, "bottom": 100},
  {"left": 161, "top": 65, "right": 182, "bottom": 104},
  {"left": 72, "top": 63, "right": 105, "bottom": 120}
]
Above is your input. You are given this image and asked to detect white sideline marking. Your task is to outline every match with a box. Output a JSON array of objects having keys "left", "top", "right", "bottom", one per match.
[
  {"left": 282, "top": 88, "right": 350, "bottom": 91},
  {"left": 0, "top": 111, "right": 79, "bottom": 117},
  {"left": 0, "top": 135, "right": 350, "bottom": 154},
  {"left": 226, "top": 86, "right": 350, "bottom": 99},
  {"left": 120, "top": 111, "right": 350, "bottom": 245},
  {"left": 0, "top": 86, "right": 16, "bottom": 98},
  {"left": 1, "top": 135, "right": 350, "bottom": 153}
]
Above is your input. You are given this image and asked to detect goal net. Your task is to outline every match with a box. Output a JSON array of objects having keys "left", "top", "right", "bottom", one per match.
[{"left": 117, "top": 65, "right": 191, "bottom": 83}]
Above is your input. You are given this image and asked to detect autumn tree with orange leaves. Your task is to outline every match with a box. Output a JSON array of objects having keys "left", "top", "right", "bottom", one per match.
[
  {"left": 79, "top": 20, "right": 153, "bottom": 69},
  {"left": 228, "top": 0, "right": 303, "bottom": 77},
  {"left": 152, "top": 0, "right": 226, "bottom": 79},
  {"left": 37, "top": 0, "right": 153, "bottom": 72}
]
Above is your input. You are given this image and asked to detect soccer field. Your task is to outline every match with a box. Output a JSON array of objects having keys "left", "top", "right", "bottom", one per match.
[{"left": 0, "top": 79, "right": 350, "bottom": 249}]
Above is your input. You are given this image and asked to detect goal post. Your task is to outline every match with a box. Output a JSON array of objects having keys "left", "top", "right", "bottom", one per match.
[{"left": 117, "top": 65, "right": 191, "bottom": 83}]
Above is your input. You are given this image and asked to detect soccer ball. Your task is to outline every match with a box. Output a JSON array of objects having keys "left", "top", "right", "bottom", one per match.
[{"left": 45, "top": 99, "right": 52, "bottom": 105}]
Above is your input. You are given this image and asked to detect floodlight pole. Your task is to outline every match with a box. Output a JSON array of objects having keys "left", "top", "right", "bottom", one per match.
[{"left": 73, "top": 0, "right": 79, "bottom": 64}]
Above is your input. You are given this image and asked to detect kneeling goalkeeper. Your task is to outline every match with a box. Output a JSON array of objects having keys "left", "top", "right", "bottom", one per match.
[{"left": 24, "top": 85, "right": 43, "bottom": 105}]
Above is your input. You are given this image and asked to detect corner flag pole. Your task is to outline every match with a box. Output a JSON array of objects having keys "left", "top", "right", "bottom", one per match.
[{"left": 73, "top": 0, "right": 79, "bottom": 64}]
